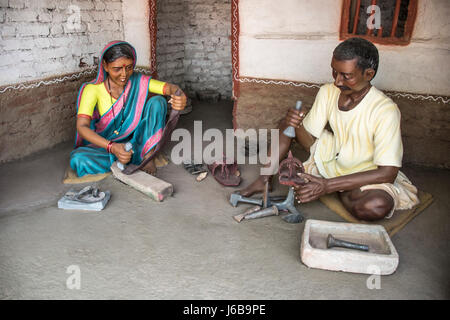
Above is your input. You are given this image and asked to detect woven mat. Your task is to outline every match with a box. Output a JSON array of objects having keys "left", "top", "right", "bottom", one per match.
[
  {"left": 319, "top": 190, "right": 434, "bottom": 236},
  {"left": 63, "top": 153, "right": 170, "bottom": 184}
]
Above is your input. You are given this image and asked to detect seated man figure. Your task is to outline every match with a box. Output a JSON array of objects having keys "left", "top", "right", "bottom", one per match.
[{"left": 238, "top": 37, "right": 419, "bottom": 221}]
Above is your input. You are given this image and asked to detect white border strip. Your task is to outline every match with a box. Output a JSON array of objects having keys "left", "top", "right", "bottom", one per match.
[
  {"left": 0, "top": 67, "right": 154, "bottom": 94},
  {"left": 239, "top": 77, "right": 321, "bottom": 89},
  {"left": 385, "top": 92, "right": 450, "bottom": 104},
  {"left": 0, "top": 68, "right": 96, "bottom": 94},
  {"left": 238, "top": 77, "right": 450, "bottom": 104}
]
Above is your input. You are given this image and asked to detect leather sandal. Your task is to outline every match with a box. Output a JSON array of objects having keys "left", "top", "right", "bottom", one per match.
[
  {"left": 208, "top": 157, "right": 241, "bottom": 187},
  {"left": 183, "top": 162, "right": 207, "bottom": 175}
]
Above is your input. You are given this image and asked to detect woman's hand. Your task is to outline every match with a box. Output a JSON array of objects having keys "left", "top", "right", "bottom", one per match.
[
  {"left": 166, "top": 84, "right": 187, "bottom": 111},
  {"left": 285, "top": 107, "right": 307, "bottom": 129},
  {"left": 294, "top": 173, "right": 329, "bottom": 203},
  {"left": 111, "top": 143, "right": 133, "bottom": 164},
  {"left": 169, "top": 90, "right": 187, "bottom": 111},
  {"left": 77, "top": 118, "right": 133, "bottom": 164}
]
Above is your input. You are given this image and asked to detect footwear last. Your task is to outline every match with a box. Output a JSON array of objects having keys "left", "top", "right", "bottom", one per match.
[
  {"left": 63, "top": 185, "right": 106, "bottom": 203},
  {"left": 208, "top": 157, "right": 241, "bottom": 187},
  {"left": 278, "top": 151, "right": 307, "bottom": 187}
]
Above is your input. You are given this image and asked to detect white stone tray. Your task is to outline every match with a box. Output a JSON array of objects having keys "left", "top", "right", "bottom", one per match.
[{"left": 300, "top": 219, "right": 399, "bottom": 275}]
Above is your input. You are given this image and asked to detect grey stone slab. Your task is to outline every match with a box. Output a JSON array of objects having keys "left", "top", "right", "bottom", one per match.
[{"left": 110, "top": 161, "right": 173, "bottom": 202}]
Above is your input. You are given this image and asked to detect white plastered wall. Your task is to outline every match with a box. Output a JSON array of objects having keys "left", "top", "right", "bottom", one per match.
[
  {"left": 239, "top": 0, "right": 450, "bottom": 96},
  {"left": 122, "top": 0, "right": 151, "bottom": 67}
]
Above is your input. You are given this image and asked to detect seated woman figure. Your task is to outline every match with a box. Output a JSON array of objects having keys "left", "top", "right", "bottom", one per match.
[{"left": 70, "top": 41, "right": 187, "bottom": 177}]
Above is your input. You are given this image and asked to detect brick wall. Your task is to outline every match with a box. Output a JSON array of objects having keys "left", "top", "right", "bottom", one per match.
[
  {"left": 0, "top": 72, "right": 95, "bottom": 162},
  {"left": 0, "top": 0, "right": 124, "bottom": 86},
  {"left": 0, "top": 0, "right": 125, "bottom": 163},
  {"left": 155, "top": 0, "right": 185, "bottom": 88},
  {"left": 156, "top": 0, "right": 232, "bottom": 101}
]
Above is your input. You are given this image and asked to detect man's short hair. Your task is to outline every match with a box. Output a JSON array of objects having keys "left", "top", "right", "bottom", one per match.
[{"left": 333, "top": 37, "right": 379, "bottom": 77}]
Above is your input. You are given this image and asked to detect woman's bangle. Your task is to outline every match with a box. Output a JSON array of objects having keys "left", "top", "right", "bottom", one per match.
[{"left": 106, "top": 141, "right": 114, "bottom": 153}]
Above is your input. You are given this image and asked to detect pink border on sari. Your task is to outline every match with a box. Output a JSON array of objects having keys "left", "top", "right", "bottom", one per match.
[
  {"left": 140, "top": 128, "right": 163, "bottom": 158},
  {"left": 114, "top": 75, "right": 151, "bottom": 140}
]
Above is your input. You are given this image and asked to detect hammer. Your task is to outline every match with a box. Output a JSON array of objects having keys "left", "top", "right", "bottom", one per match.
[
  {"left": 283, "top": 100, "right": 302, "bottom": 138},
  {"left": 233, "top": 205, "right": 262, "bottom": 223},
  {"left": 117, "top": 142, "right": 133, "bottom": 171},
  {"left": 262, "top": 179, "right": 269, "bottom": 208},
  {"left": 239, "top": 205, "right": 279, "bottom": 221},
  {"left": 229, "top": 193, "right": 263, "bottom": 207}
]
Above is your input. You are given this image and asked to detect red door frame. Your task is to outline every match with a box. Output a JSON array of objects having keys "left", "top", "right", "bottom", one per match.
[{"left": 149, "top": 0, "right": 158, "bottom": 78}]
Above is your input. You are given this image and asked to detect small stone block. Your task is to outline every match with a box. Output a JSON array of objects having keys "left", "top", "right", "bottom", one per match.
[
  {"left": 110, "top": 162, "right": 173, "bottom": 202},
  {"left": 58, "top": 191, "right": 111, "bottom": 211},
  {"left": 300, "top": 219, "right": 399, "bottom": 275}
]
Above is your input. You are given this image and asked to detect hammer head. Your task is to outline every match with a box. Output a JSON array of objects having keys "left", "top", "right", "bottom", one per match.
[{"left": 229, "top": 193, "right": 242, "bottom": 207}]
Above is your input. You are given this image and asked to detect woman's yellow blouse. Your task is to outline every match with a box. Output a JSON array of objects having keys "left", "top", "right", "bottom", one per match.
[{"left": 77, "top": 79, "right": 167, "bottom": 118}]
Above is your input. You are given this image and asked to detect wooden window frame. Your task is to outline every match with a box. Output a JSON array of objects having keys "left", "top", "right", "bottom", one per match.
[{"left": 339, "top": 0, "right": 418, "bottom": 46}]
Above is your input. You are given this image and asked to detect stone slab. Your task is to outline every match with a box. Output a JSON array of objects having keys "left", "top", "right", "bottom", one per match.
[
  {"left": 300, "top": 219, "right": 399, "bottom": 275},
  {"left": 110, "top": 162, "right": 173, "bottom": 202}
]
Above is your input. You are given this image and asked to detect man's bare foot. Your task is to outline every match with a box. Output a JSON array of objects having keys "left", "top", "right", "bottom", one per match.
[
  {"left": 237, "top": 175, "right": 272, "bottom": 197},
  {"left": 141, "top": 158, "right": 157, "bottom": 176}
]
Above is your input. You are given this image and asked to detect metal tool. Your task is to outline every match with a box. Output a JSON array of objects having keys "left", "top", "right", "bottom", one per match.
[
  {"left": 270, "top": 187, "right": 304, "bottom": 223},
  {"left": 326, "top": 234, "right": 369, "bottom": 252},
  {"left": 262, "top": 180, "right": 269, "bottom": 208},
  {"left": 229, "top": 187, "right": 304, "bottom": 223},
  {"left": 229, "top": 193, "right": 286, "bottom": 207},
  {"left": 117, "top": 142, "right": 133, "bottom": 171},
  {"left": 240, "top": 205, "right": 278, "bottom": 221},
  {"left": 230, "top": 193, "right": 263, "bottom": 207},
  {"left": 233, "top": 205, "right": 262, "bottom": 223},
  {"left": 283, "top": 100, "right": 302, "bottom": 138}
]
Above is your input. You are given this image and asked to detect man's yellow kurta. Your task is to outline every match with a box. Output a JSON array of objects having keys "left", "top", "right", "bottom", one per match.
[{"left": 302, "top": 83, "right": 419, "bottom": 214}]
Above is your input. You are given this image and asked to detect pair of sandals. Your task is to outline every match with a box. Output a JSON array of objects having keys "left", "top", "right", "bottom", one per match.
[
  {"left": 63, "top": 186, "right": 106, "bottom": 203},
  {"left": 182, "top": 157, "right": 241, "bottom": 187},
  {"left": 185, "top": 151, "right": 305, "bottom": 188}
]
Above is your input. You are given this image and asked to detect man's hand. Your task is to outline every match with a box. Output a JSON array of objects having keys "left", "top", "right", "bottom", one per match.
[
  {"left": 294, "top": 173, "right": 329, "bottom": 203},
  {"left": 285, "top": 107, "right": 307, "bottom": 129},
  {"left": 111, "top": 143, "right": 133, "bottom": 164}
]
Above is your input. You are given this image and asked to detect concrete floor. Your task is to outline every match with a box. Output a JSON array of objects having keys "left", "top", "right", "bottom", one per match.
[{"left": 0, "top": 99, "right": 449, "bottom": 300}]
